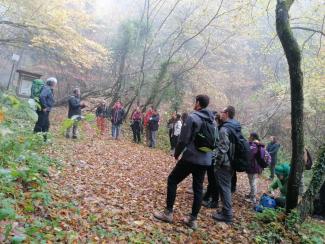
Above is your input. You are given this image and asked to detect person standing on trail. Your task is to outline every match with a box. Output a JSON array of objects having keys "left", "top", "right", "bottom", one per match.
[
  {"left": 212, "top": 105, "right": 239, "bottom": 224},
  {"left": 154, "top": 95, "right": 215, "bottom": 230},
  {"left": 167, "top": 112, "right": 176, "bottom": 154},
  {"left": 144, "top": 106, "right": 153, "bottom": 146},
  {"left": 148, "top": 108, "right": 160, "bottom": 148},
  {"left": 96, "top": 101, "right": 109, "bottom": 135},
  {"left": 111, "top": 101, "right": 125, "bottom": 140},
  {"left": 245, "top": 132, "right": 263, "bottom": 205},
  {"left": 34, "top": 77, "right": 57, "bottom": 141},
  {"left": 66, "top": 88, "right": 86, "bottom": 139},
  {"left": 130, "top": 106, "right": 142, "bottom": 143},
  {"left": 170, "top": 114, "right": 182, "bottom": 155},
  {"left": 266, "top": 136, "right": 280, "bottom": 180}
]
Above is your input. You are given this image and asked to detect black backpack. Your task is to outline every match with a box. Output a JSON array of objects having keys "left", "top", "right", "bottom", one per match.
[
  {"left": 222, "top": 123, "right": 250, "bottom": 172},
  {"left": 194, "top": 115, "right": 219, "bottom": 153}
]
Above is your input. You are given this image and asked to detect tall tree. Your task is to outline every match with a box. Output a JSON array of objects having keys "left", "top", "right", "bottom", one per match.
[{"left": 275, "top": 0, "right": 304, "bottom": 212}]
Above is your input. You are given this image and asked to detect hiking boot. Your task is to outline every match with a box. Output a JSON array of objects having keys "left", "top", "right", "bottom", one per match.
[
  {"left": 153, "top": 210, "right": 173, "bottom": 223},
  {"left": 183, "top": 215, "right": 198, "bottom": 230},
  {"left": 212, "top": 212, "right": 232, "bottom": 225},
  {"left": 202, "top": 200, "right": 218, "bottom": 209}
]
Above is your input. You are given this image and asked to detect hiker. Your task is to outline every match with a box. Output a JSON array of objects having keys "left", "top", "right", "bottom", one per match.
[
  {"left": 148, "top": 108, "right": 160, "bottom": 148},
  {"left": 154, "top": 95, "right": 215, "bottom": 229},
  {"left": 65, "top": 88, "right": 86, "bottom": 139},
  {"left": 268, "top": 163, "right": 291, "bottom": 208},
  {"left": 212, "top": 105, "right": 241, "bottom": 224},
  {"left": 95, "top": 101, "right": 109, "bottom": 135},
  {"left": 170, "top": 114, "right": 182, "bottom": 155},
  {"left": 245, "top": 132, "right": 263, "bottom": 204},
  {"left": 266, "top": 136, "right": 281, "bottom": 180},
  {"left": 167, "top": 112, "right": 176, "bottom": 155},
  {"left": 144, "top": 107, "right": 153, "bottom": 146},
  {"left": 130, "top": 106, "right": 142, "bottom": 143},
  {"left": 202, "top": 112, "right": 220, "bottom": 209},
  {"left": 33, "top": 77, "right": 57, "bottom": 141},
  {"left": 181, "top": 112, "right": 188, "bottom": 123},
  {"left": 111, "top": 101, "right": 125, "bottom": 140}
]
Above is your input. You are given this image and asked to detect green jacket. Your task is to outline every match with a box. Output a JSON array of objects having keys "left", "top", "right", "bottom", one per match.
[{"left": 269, "top": 178, "right": 288, "bottom": 198}]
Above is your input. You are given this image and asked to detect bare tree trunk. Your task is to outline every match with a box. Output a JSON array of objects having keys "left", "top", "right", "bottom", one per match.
[
  {"left": 275, "top": 0, "right": 304, "bottom": 212},
  {"left": 299, "top": 144, "right": 325, "bottom": 220}
]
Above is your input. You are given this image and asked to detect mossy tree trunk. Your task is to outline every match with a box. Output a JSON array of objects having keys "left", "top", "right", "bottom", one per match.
[
  {"left": 299, "top": 144, "right": 325, "bottom": 220},
  {"left": 275, "top": 0, "right": 304, "bottom": 212}
]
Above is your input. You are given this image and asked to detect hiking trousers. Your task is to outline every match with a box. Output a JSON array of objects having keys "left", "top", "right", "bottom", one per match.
[
  {"left": 166, "top": 159, "right": 208, "bottom": 219},
  {"left": 112, "top": 124, "right": 121, "bottom": 139},
  {"left": 149, "top": 130, "right": 157, "bottom": 148},
  {"left": 204, "top": 164, "right": 219, "bottom": 203},
  {"left": 216, "top": 166, "right": 233, "bottom": 218},
  {"left": 34, "top": 110, "right": 50, "bottom": 133}
]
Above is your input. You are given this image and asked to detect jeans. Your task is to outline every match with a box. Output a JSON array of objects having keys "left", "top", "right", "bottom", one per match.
[
  {"left": 247, "top": 173, "right": 258, "bottom": 200},
  {"left": 145, "top": 126, "right": 151, "bottom": 146},
  {"left": 231, "top": 171, "right": 237, "bottom": 193},
  {"left": 216, "top": 166, "right": 233, "bottom": 218},
  {"left": 204, "top": 164, "right": 219, "bottom": 203},
  {"left": 149, "top": 130, "right": 157, "bottom": 148},
  {"left": 112, "top": 124, "right": 121, "bottom": 139},
  {"left": 166, "top": 159, "right": 207, "bottom": 218}
]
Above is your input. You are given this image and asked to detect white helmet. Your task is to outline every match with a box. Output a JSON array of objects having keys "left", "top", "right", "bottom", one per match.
[{"left": 47, "top": 77, "right": 57, "bottom": 85}]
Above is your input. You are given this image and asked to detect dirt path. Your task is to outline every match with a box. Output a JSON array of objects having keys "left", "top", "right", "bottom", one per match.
[{"left": 45, "top": 109, "right": 271, "bottom": 243}]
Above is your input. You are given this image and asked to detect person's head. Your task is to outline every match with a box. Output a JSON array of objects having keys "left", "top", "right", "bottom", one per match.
[
  {"left": 46, "top": 77, "right": 57, "bottom": 87},
  {"left": 181, "top": 112, "right": 188, "bottom": 122},
  {"left": 101, "top": 100, "right": 106, "bottom": 106},
  {"left": 73, "top": 88, "right": 80, "bottom": 97},
  {"left": 176, "top": 114, "right": 181, "bottom": 120},
  {"left": 135, "top": 106, "right": 140, "bottom": 112},
  {"left": 194, "top": 94, "right": 210, "bottom": 111},
  {"left": 249, "top": 132, "right": 260, "bottom": 142},
  {"left": 270, "top": 136, "right": 277, "bottom": 143},
  {"left": 220, "top": 105, "right": 235, "bottom": 122},
  {"left": 275, "top": 163, "right": 290, "bottom": 181},
  {"left": 172, "top": 111, "right": 177, "bottom": 119}
]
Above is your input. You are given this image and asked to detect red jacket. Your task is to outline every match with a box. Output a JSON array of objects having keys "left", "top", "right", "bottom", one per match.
[{"left": 144, "top": 111, "right": 153, "bottom": 127}]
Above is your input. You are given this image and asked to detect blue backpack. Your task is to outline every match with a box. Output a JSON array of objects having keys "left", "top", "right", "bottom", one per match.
[{"left": 255, "top": 194, "right": 276, "bottom": 212}]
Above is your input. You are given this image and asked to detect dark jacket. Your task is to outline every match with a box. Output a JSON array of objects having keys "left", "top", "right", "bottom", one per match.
[
  {"left": 96, "top": 105, "right": 109, "bottom": 118},
  {"left": 39, "top": 85, "right": 55, "bottom": 111},
  {"left": 174, "top": 109, "right": 215, "bottom": 166},
  {"left": 215, "top": 119, "right": 241, "bottom": 168},
  {"left": 246, "top": 142, "right": 263, "bottom": 174},
  {"left": 149, "top": 114, "right": 160, "bottom": 131},
  {"left": 111, "top": 108, "right": 125, "bottom": 125},
  {"left": 267, "top": 142, "right": 280, "bottom": 164},
  {"left": 68, "top": 95, "right": 83, "bottom": 118}
]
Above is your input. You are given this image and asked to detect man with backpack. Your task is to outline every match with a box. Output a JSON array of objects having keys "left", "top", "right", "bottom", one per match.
[
  {"left": 66, "top": 88, "right": 86, "bottom": 139},
  {"left": 33, "top": 77, "right": 57, "bottom": 141},
  {"left": 213, "top": 105, "right": 248, "bottom": 224},
  {"left": 154, "top": 95, "right": 217, "bottom": 229}
]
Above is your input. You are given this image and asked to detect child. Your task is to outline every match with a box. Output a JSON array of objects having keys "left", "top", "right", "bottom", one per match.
[{"left": 268, "top": 163, "right": 291, "bottom": 208}]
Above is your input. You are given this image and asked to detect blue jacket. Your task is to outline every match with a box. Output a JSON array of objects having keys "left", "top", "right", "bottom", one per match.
[
  {"left": 174, "top": 109, "right": 215, "bottom": 166},
  {"left": 39, "top": 85, "right": 55, "bottom": 111}
]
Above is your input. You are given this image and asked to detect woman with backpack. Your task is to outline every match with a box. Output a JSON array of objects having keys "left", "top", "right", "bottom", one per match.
[
  {"left": 96, "top": 101, "right": 109, "bottom": 135},
  {"left": 246, "top": 132, "right": 269, "bottom": 205}
]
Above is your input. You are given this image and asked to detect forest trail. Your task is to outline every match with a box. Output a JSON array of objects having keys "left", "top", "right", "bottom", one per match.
[{"left": 45, "top": 109, "right": 271, "bottom": 243}]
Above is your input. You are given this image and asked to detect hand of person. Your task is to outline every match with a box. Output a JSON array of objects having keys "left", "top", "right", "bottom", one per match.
[{"left": 43, "top": 108, "right": 48, "bottom": 112}]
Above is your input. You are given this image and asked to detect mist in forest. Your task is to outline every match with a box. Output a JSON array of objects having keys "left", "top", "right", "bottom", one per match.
[{"left": 0, "top": 0, "right": 324, "bottom": 156}]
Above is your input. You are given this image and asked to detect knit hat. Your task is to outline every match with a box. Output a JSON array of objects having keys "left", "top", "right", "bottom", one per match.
[{"left": 275, "top": 163, "right": 291, "bottom": 178}]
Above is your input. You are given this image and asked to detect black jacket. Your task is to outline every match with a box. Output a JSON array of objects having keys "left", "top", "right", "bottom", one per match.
[
  {"left": 149, "top": 114, "right": 160, "bottom": 131},
  {"left": 174, "top": 109, "right": 215, "bottom": 166},
  {"left": 68, "top": 95, "right": 83, "bottom": 118}
]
